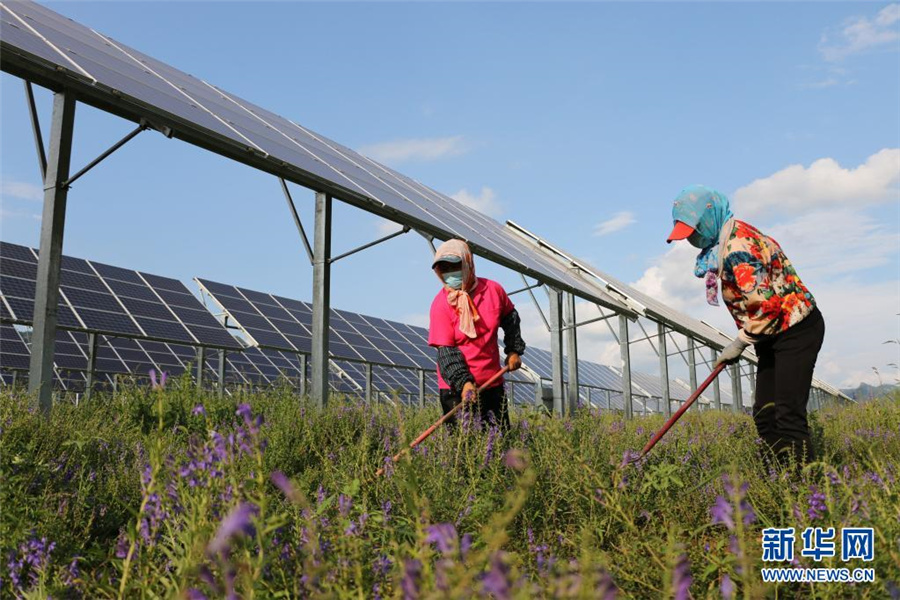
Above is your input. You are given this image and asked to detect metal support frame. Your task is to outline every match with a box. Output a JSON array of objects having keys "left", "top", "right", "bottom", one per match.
[
  {"left": 365, "top": 362, "right": 373, "bottom": 404},
  {"left": 560, "top": 312, "right": 618, "bottom": 332},
  {"left": 84, "top": 332, "right": 98, "bottom": 402},
  {"left": 311, "top": 192, "right": 332, "bottom": 408},
  {"left": 709, "top": 347, "right": 721, "bottom": 410},
  {"left": 547, "top": 288, "right": 565, "bottom": 416},
  {"left": 731, "top": 363, "right": 743, "bottom": 413},
  {"left": 196, "top": 346, "right": 206, "bottom": 388},
  {"left": 658, "top": 322, "right": 671, "bottom": 417},
  {"left": 299, "top": 353, "right": 307, "bottom": 397},
  {"left": 25, "top": 81, "right": 47, "bottom": 180},
  {"left": 418, "top": 369, "right": 426, "bottom": 407},
  {"left": 619, "top": 314, "right": 633, "bottom": 419},
  {"left": 417, "top": 230, "right": 438, "bottom": 253},
  {"left": 28, "top": 90, "right": 76, "bottom": 413},
  {"left": 218, "top": 350, "right": 226, "bottom": 397},
  {"left": 508, "top": 282, "right": 543, "bottom": 297},
  {"left": 522, "top": 274, "right": 550, "bottom": 332},
  {"left": 330, "top": 226, "right": 410, "bottom": 263},
  {"left": 280, "top": 178, "right": 314, "bottom": 265},
  {"left": 564, "top": 292, "right": 579, "bottom": 415},
  {"left": 63, "top": 123, "right": 146, "bottom": 189},
  {"left": 687, "top": 338, "right": 698, "bottom": 394},
  {"left": 748, "top": 363, "right": 756, "bottom": 406}
]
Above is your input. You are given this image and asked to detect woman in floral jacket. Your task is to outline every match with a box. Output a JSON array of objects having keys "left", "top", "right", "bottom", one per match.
[{"left": 666, "top": 185, "right": 825, "bottom": 466}]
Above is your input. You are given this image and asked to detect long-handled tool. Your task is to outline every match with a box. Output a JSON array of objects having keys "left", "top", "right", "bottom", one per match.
[
  {"left": 638, "top": 363, "right": 726, "bottom": 459},
  {"left": 376, "top": 365, "right": 510, "bottom": 477}
]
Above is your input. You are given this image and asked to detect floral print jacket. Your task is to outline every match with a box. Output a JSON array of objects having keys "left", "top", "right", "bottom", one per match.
[{"left": 720, "top": 220, "right": 816, "bottom": 344}]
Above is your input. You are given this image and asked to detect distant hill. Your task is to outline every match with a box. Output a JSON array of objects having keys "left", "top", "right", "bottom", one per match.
[{"left": 840, "top": 382, "right": 899, "bottom": 402}]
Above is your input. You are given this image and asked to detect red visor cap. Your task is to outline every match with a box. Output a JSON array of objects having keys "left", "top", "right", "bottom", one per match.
[{"left": 666, "top": 221, "right": 695, "bottom": 243}]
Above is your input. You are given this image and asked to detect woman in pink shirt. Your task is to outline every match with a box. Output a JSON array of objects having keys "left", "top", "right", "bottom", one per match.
[{"left": 428, "top": 239, "right": 525, "bottom": 429}]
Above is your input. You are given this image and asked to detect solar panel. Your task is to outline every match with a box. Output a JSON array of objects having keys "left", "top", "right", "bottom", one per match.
[
  {"left": 0, "top": 243, "right": 240, "bottom": 348},
  {"left": 0, "top": 323, "right": 29, "bottom": 370},
  {"left": 0, "top": 1, "right": 637, "bottom": 317}
]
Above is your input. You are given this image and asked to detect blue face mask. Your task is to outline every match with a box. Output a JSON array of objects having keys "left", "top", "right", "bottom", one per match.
[{"left": 442, "top": 271, "right": 463, "bottom": 290}]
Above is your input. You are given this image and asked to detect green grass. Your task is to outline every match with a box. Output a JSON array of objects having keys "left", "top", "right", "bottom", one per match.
[{"left": 1, "top": 379, "right": 897, "bottom": 599}]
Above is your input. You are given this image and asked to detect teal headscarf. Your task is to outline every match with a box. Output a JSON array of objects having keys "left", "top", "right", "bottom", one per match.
[{"left": 671, "top": 185, "right": 734, "bottom": 279}]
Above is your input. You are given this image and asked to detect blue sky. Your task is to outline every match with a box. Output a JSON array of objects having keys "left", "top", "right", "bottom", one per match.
[{"left": 1, "top": 1, "right": 898, "bottom": 388}]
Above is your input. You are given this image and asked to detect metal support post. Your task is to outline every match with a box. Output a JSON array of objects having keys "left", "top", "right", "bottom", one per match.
[
  {"left": 548, "top": 288, "right": 565, "bottom": 417},
  {"left": 196, "top": 347, "right": 206, "bottom": 388},
  {"left": 731, "top": 363, "right": 742, "bottom": 413},
  {"left": 687, "top": 338, "right": 698, "bottom": 394},
  {"left": 365, "top": 362, "right": 373, "bottom": 404},
  {"left": 658, "top": 322, "right": 671, "bottom": 417},
  {"left": 280, "top": 178, "right": 315, "bottom": 265},
  {"left": 218, "top": 350, "right": 227, "bottom": 397},
  {"left": 311, "top": 192, "right": 332, "bottom": 409},
  {"left": 564, "top": 292, "right": 579, "bottom": 415},
  {"left": 748, "top": 363, "right": 756, "bottom": 406},
  {"left": 28, "top": 91, "right": 76, "bottom": 413},
  {"left": 619, "top": 314, "right": 633, "bottom": 419},
  {"left": 418, "top": 369, "right": 426, "bottom": 407},
  {"left": 24, "top": 81, "right": 47, "bottom": 180},
  {"left": 606, "top": 389, "right": 611, "bottom": 410},
  {"left": 84, "top": 332, "right": 98, "bottom": 402},
  {"left": 709, "top": 347, "right": 721, "bottom": 410},
  {"left": 299, "top": 353, "right": 307, "bottom": 398}
]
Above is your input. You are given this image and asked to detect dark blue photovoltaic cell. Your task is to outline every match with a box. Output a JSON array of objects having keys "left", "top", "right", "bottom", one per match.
[
  {"left": 0, "top": 323, "right": 30, "bottom": 370},
  {"left": 0, "top": 242, "right": 36, "bottom": 263},
  {"left": 0, "top": 258, "right": 37, "bottom": 279}
]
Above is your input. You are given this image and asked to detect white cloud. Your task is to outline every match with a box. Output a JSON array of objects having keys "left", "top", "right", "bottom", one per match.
[
  {"left": 1, "top": 179, "right": 42, "bottom": 202},
  {"left": 593, "top": 211, "right": 636, "bottom": 237},
  {"left": 0, "top": 208, "right": 41, "bottom": 221},
  {"left": 819, "top": 3, "right": 900, "bottom": 62},
  {"left": 357, "top": 135, "right": 468, "bottom": 165},
  {"left": 733, "top": 148, "right": 900, "bottom": 218},
  {"left": 374, "top": 217, "right": 404, "bottom": 236},
  {"left": 450, "top": 186, "right": 502, "bottom": 218}
]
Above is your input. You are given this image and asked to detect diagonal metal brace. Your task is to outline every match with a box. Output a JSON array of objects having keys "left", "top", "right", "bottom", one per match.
[
  {"left": 62, "top": 121, "right": 148, "bottom": 189},
  {"left": 329, "top": 225, "right": 410, "bottom": 264},
  {"left": 280, "top": 178, "right": 314, "bottom": 265}
]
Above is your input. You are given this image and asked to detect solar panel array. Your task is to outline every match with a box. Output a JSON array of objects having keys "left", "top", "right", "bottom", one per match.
[
  {"left": 0, "top": 0, "right": 637, "bottom": 319},
  {"left": 0, "top": 242, "right": 240, "bottom": 349}
]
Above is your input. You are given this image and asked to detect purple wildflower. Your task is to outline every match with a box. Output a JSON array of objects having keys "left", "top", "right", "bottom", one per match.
[
  {"left": 720, "top": 573, "right": 735, "bottom": 599},
  {"left": 192, "top": 404, "right": 207, "bottom": 416},
  {"left": 807, "top": 487, "right": 827, "bottom": 521},
  {"left": 382, "top": 500, "right": 392, "bottom": 524},
  {"left": 187, "top": 590, "right": 209, "bottom": 600},
  {"left": 270, "top": 471, "right": 300, "bottom": 503},
  {"left": 482, "top": 552, "right": 512, "bottom": 599},
  {"left": 401, "top": 559, "right": 421, "bottom": 600},
  {"left": 373, "top": 554, "right": 392, "bottom": 579},
  {"left": 7, "top": 535, "right": 55, "bottom": 592},
  {"left": 672, "top": 554, "right": 692, "bottom": 600},
  {"left": 483, "top": 425, "right": 498, "bottom": 466},
  {"left": 426, "top": 523, "right": 459, "bottom": 556},
  {"left": 503, "top": 449, "right": 527, "bottom": 471},
  {"left": 208, "top": 503, "right": 258, "bottom": 557},
  {"left": 620, "top": 450, "right": 642, "bottom": 468},
  {"left": 149, "top": 369, "right": 168, "bottom": 390},
  {"left": 338, "top": 494, "right": 352, "bottom": 517}
]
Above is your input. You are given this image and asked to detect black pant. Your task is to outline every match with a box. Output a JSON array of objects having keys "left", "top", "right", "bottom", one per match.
[
  {"left": 439, "top": 385, "right": 510, "bottom": 430},
  {"left": 752, "top": 307, "right": 825, "bottom": 466}
]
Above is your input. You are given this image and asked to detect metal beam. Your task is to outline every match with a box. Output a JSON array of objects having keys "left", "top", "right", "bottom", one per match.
[
  {"left": 299, "top": 353, "right": 307, "bottom": 398},
  {"left": 218, "top": 350, "right": 226, "bottom": 398},
  {"left": 24, "top": 81, "right": 47, "bottom": 180},
  {"left": 522, "top": 274, "right": 551, "bottom": 332},
  {"left": 84, "top": 332, "right": 98, "bottom": 402},
  {"left": 280, "top": 178, "right": 314, "bottom": 265},
  {"left": 196, "top": 346, "right": 205, "bottom": 388},
  {"left": 731, "top": 363, "right": 742, "bottom": 413},
  {"left": 565, "top": 292, "right": 579, "bottom": 415},
  {"left": 748, "top": 362, "right": 756, "bottom": 406},
  {"left": 329, "top": 226, "right": 410, "bottom": 263},
  {"left": 688, "top": 338, "right": 698, "bottom": 399},
  {"left": 709, "top": 347, "right": 721, "bottom": 410},
  {"left": 311, "top": 192, "right": 332, "bottom": 408},
  {"left": 365, "top": 362, "right": 373, "bottom": 404},
  {"left": 619, "top": 314, "right": 633, "bottom": 419},
  {"left": 559, "top": 312, "right": 618, "bottom": 332},
  {"left": 508, "top": 282, "right": 543, "bottom": 297},
  {"left": 62, "top": 123, "right": 146, "bottom": 188},
  {"left": 418, "top": 369, "right": 426, "bottom": 408},
  {"left": 548, "top": 288, "right": 565, "bottom": 417},
  {"left": 28, "top": 90, "right": 76, "bottom": 413},
  {"left": 658, "top": 322, "right": 671, "bottom": 417}
]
